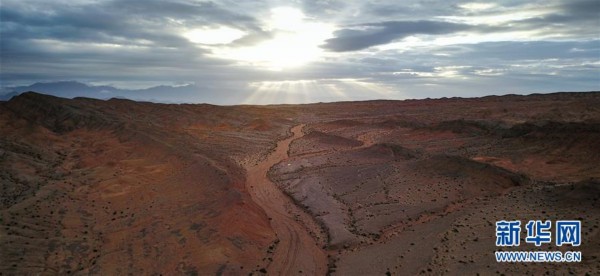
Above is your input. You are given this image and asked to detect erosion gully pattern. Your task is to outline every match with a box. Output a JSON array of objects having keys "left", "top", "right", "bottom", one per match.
[
  {"left": 1, "top": 91, "right": 599, "bottom": 275},
  {"left": 245, "top": 124, "right": 326, "bottom": 275}
]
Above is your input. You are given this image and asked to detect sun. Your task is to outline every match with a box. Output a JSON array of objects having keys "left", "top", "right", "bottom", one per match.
[{"left": 212, "top": 7, "right": 334, "bottom": 70}]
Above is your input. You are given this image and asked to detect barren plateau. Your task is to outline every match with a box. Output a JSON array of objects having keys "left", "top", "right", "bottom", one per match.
[{"left": 1, "top": 91, "right": 599, "bottom": 275}]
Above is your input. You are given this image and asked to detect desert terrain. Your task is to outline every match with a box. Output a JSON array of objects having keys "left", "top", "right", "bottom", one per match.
[{"left": 1, "top": 91, "right": 599, "bottom": 275}]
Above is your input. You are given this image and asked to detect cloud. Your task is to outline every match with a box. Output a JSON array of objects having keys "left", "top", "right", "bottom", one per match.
[
  {"left": 0, "top": 0, "right": 263, "bottom": 47},
  {"left": 455, "top": 40, "right": 600, "bottom": 61},
  {"left": 358, "top": 39, "right": 600, "bottom": 97},
  {"left": 365, "top": 1, "right": 460, "bottom": 19},
  {"left": 0, "top": 0, "right": 273, "bottom": 86},
  {"left": 321, "top": 0, "right": 600, "bottom": 53},
  {"left": 507, "top": 0, "right": 600, "bottom": 38},
  {"left": 0, "top": 0, "right": 598, "bottom": 102},
  {"left": 300, "top": 0, "right": 348, "bottom": 19},
  {"left": 322, "top": 20, "right": 471, "bottom": 52}
]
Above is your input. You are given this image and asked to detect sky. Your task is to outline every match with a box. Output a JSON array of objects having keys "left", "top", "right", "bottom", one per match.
[{"left": 1, "top": 0, "right": 599, "bottom": 104}]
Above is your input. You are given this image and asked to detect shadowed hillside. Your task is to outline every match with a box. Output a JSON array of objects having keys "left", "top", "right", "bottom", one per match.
[{"left": 0, "top": 92, "right": 295, "bottom": 275}]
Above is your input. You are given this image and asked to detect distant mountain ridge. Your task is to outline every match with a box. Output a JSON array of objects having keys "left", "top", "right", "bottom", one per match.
[{"left": 0, "top": 81, "right": 209, "bottom": 103}]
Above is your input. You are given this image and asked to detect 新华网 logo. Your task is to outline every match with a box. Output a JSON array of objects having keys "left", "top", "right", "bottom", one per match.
[
  {"left": 494, "top": 220, "right": 582, "bottom": 263},
  {"left": 496, "top": 220, "right": 581, "bottom": 246}
]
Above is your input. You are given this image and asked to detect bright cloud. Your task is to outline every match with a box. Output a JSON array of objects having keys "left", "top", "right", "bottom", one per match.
[
  {"left": 210, "top": 7, "right": 335, "bottom": 70},
  {"left": 183, "top": 26, "right": 246, "bottom": 45}
]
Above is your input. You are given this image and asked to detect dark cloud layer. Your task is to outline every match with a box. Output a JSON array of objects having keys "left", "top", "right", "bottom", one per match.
[
  {"left": 0, "top": 0, "right": 268, "bottom": 87},
  {"left": 0, "top": 0, "right": 261, "bottom": 47},
  {"left": 323, "top": 0, "right": 600, "bottom": 52},
  {"left": 322, "top": 21, "right": 471, "bottom": 52}
]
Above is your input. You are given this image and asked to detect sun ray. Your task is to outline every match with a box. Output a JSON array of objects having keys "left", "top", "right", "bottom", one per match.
[{"left": 241, "top": 79, "right": 401, "bottom": 104}]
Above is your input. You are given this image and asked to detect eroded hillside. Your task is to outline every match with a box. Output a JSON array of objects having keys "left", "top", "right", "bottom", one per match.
[
  {"left": 270, "top": 93, "right": 600, "bottom": 275},
  {"left": 0, "top": 92, "right": 295, "bottom": 275},
  {"left": 1, "top": 92, "right": 599, "bottom": 275}
]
